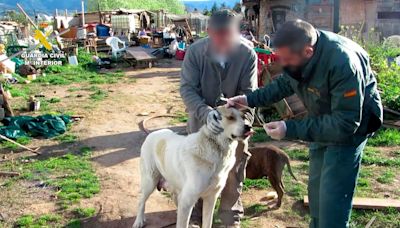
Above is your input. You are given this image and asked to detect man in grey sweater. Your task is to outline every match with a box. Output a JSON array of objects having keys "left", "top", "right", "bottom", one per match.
[{"left": 180, "top": 10, "right": 258, "bottom": 228}]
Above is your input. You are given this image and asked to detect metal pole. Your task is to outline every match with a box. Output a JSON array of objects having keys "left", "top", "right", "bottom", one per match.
[
  {"left": 81, "top": 0, "right": 85, "bottom": 26},
  {"left": 333, "top": 0, "right": 340, "bottom": 33},
  {"left": 16, "top": 3, "right": 38, "bottom": 29}
]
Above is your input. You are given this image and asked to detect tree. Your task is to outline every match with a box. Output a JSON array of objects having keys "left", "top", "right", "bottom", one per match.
[
  {"left": 87, "top": 0, "right": 186, "bottom": 15},
  {"left": 203, "top": 7, "right": 211, "bottom": 16},
  {"left": 4, "top": 11, "right": 28, "bottom": 25},
  {"left": 233, "top": 3, "right": 242, "bottom": 13},
  {"left": 220, "top": 2, "right": 227, "bottom": 9},
  {"left": 211, "top": 2, "right": 219, "bottom": 14}
]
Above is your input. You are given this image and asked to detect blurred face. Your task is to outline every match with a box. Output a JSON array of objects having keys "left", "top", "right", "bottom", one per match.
[
  {"left": 275, "top": 46, "right": 314, "bottom": 74},
  {"left": 208, "top": 26, "right": 240, "bottom": 55}
]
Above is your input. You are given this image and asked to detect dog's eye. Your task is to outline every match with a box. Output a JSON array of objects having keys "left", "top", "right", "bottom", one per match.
[{"left": 227, "top": 116, "right": 235, "bottom": 121}]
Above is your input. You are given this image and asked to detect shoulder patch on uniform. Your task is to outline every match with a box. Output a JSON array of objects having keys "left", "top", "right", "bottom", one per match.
[{"left": 344, "top": 89, "right": 357, "bottom": 98}]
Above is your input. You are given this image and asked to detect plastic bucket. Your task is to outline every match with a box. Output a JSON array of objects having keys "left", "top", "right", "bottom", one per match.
[
  {"left": 96, "top": 25, "right": 110, "bottom": 37},
  {"left": 175, "top": 50, "right": 186, "bottom": 60}
]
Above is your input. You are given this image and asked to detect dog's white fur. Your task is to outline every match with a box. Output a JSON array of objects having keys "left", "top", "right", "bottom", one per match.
[{"left": 133, "top": 106, "right": 248, "bottom": 228}]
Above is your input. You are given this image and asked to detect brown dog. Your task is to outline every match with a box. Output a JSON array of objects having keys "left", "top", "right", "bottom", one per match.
[{"left": 246, "top": 145, "right": 297, "bottom": 208}]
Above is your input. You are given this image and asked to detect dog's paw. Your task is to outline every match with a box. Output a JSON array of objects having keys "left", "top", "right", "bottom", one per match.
[{"left": 132, "top": 219, "right": 146, "bottom": 228}]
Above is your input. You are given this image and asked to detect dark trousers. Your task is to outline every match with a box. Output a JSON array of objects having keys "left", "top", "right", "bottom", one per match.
[{"left": 308, "top": 139, "right": 367, "bottom": 228}]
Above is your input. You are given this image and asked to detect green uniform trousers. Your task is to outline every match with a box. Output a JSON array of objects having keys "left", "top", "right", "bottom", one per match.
[{"left": 308, "top": 138, "right": 367, "bottom": 228}]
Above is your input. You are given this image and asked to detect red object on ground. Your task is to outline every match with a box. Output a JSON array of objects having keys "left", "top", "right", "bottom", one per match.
[{"left": 175, "top": 50, "right": 186, "bottom": 60}]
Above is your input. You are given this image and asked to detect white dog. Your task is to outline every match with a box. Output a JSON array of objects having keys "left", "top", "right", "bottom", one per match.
[{"left": 133, "top": 106, "right": 252, "bottom": 228}]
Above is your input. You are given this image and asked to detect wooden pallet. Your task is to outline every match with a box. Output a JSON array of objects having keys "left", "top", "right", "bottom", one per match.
[
  {"left": 304, "top": 196, "right": 400, "bottom": 210},
  {"left": 125, "top": 46, "right": 157, "bottom": 68}
]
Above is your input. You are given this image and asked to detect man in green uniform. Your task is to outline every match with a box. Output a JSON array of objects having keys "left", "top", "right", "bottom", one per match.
[{"left": 228, "top": 20, "right": 383, "bottom": 228}]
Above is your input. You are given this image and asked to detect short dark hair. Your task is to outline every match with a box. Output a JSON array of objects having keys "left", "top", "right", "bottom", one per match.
[
  {"left": 208, "top": 9, "right": 241, "bottom": 30},
  {"left": 273, "top": 20, "right": 317, "bottom": 52}
]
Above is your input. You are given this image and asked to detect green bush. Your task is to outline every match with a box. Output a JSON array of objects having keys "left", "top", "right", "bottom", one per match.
[
  {"left": 363, "top": 42, "right": 400, "bottom": 111},
  {"left": 368, "top": 128, "right": 400, "bottom": 146}
]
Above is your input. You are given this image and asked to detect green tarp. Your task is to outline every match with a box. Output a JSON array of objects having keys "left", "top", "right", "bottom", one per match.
[{"left": 0, "top": 115, "right": 72, "bottom": 140}]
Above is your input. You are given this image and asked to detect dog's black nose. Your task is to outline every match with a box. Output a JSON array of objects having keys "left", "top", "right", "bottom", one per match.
[{"left": 244, "top": 124, "right": 252, "bottom": 132}]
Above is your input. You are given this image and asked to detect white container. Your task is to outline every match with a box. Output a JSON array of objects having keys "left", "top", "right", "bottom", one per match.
[
  {"left": 77, "top": 28, "right": 87, "bottom": 39},
  {"left": 68, "top": 56, "right": 79, "bottom": 65}
]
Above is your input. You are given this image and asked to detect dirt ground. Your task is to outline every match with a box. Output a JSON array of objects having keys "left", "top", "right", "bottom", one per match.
[{"left": 0, "top": 59, "right": 333, "bottom": 227}]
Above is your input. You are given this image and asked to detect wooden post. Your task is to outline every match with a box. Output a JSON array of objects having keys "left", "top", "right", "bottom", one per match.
[{"left": 0, "top": 134, "right": 40, "bottom": 155}]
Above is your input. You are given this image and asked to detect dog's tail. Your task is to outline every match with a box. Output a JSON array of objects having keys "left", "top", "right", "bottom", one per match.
[{"left": 284, "top": 154, "right": 298, "bottom": 181}]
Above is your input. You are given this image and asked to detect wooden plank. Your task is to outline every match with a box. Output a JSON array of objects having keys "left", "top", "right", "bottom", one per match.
[
  {"left": 125, "top": 47, "right": 156, "bottom": 61},
  {"left": 304, "top": 196, "right": 400, "bottom": 210},
  {"left": 0, "top": 171, "right": 20, "bottom": 177}
]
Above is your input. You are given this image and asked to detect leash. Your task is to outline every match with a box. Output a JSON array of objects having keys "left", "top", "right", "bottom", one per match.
[{"left": 140, "top": 115, "right": 179, "bottom": 135}]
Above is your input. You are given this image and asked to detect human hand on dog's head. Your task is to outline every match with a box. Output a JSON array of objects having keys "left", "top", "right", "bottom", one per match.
[
  {"left": 206, "top": 109, "right": 223, "bottom": 134},
  {"left": 224, "top": 95, "right": 249, "bottom": 110}
]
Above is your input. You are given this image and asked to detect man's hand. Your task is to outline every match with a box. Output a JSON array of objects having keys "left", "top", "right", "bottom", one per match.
[
  {"left": 226, "top": 95, "right": 248, "bottom": 109},
  {"left": 207, "top": 110, "right": 223, "bottom": 134},
  {"left": 264, "top": 121, "right": 287, "bottom": 140}
]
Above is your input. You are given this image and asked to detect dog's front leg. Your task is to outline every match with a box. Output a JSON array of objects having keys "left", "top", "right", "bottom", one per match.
[
  {"left": 201, "top": 193, "right": 219, "bottom": 228},
  {"left": 176, "top": 190, "right": 198, "bottom": 228}
]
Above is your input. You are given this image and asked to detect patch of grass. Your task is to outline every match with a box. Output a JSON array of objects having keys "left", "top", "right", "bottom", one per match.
[
  {"left": 15, "top": 214, "right": 62, "bottom": 227},
  {"left": 282, "top": 167, "right": 306, "bottom": 201},
  {"left": 170, "top": 111, "right": 188, "bottom": 124},
  {"left": 250, "top": 127, "right": 271, "bottom": 143},
  {"left": 243, "top": 177, "right": 271, "bottom": 191},
  {"left": 19, "top": 152, "right": 100, "bottom": 207},
  {"left": 66, "top": 219, "right": 81, "bottom": 228},
  {"left": 5, "top": 85, "right": 32, "bottom": 98},
  {"left": 73, "top": 207, "right": 96, "bottom": 218},
  {"left": 356, "top": 177, "right": 371, "bottom": 192},
  {"left": 240, "top": 217, "right": 254, "bottom": 228},
  {"left": 55, "top": 133, "right": 78, "bottom": 143},
  {"left": 38, "top": 98, "right": 51, "bottom": 112},
  {"left": 286, "top": 148, "right": 309, "bottom": 161},
  {"left": 246, "top": 203, "right": 267, "bottom": 215},
  {"left": 368, "top": 128, "right": 400, "bottom": 146},
  {"left": 285, "top": 183, "right": 307, "bottom": 201},
  {"left": 351, "top": 207, "right": 400, "bottom": 228},
  {"left": 376, "top": 169, "right": 395, "bottom": 184},
  {"left": 89, "top": 89, "right": 108, "bottom": 101},
  {"left": 358, "top": 167, "right": 373, "bottom": 179},
  {"left": 0, "top": 136, "right": 31, "bottom": 150},
  {"left": 48, "top": 97, "right": 61, "bottom": 103},
  {"left": 40, "top": 63, "right": 124, "bottom": 86},
  {"left": 362, "top": 147, "right": 400, "bottom": 167},
  {"left": 81, "top": 85, "right": 101, "bottom": 92},
  {"left": 67, "top": 87, "right": 81, "bottom": 92}
]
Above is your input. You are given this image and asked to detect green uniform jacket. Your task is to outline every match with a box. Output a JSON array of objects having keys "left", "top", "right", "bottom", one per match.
[{"left": 247, "top": 31, "right": 383, "bottom": 145}]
